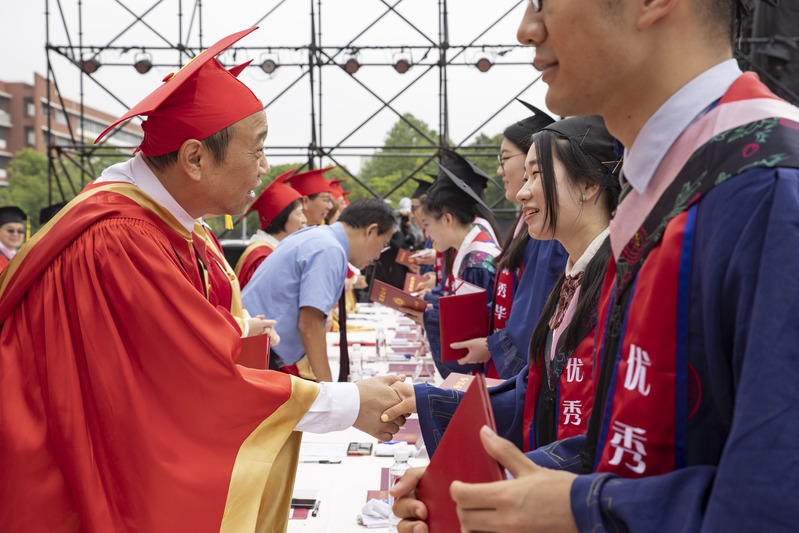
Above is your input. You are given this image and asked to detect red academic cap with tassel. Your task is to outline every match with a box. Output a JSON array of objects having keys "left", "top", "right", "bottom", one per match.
[
  {"left": 244, "top": 169, "right": 304, "bottom": 230},
  {"left": 284, "top": 167, "right": 336, "bottom": 197},
  {"left": 328, "top": 178, "right": 347, "bottom": 199},
  {"left": 94, "top": 27, "right": 264, "bottom": 157}
]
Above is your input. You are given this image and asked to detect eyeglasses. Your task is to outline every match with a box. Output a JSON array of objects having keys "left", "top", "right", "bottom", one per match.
[
  {"left": 3, "top": 228, "right": 24, "bottom": 234},
  {"left": 497, "top": 153, "right": 525, "bottom": 172},
  {"left": 529, "top": 0, "right": 542, "bottom": 12}
]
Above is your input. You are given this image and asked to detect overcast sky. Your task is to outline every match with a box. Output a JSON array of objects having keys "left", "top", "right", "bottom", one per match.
[{"left": 1, "top": 0, "right": 552, "bottom": 173}]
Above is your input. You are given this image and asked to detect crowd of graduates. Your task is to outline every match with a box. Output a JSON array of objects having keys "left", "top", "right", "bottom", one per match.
[{"left": 2, "top": 0, "right": 799, "bottom": 531}]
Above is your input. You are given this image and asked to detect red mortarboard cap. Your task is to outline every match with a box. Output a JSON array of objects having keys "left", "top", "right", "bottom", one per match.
[
  {"left": 244, "top": 169, "right": 304, "bottom": 229},
  {"left": 328, "top": 178, "right": 347, "bottom": 199},
  {"left": 94, "top": 27, "right": 263, "bottom": 156},
  {"left": 285, "top": 167, "right": 336, "bottom": 197}
]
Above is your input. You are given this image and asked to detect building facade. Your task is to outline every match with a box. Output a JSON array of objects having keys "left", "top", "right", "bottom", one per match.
[{"left": 0, "top": 73, "right": 142, "bottom": 186}]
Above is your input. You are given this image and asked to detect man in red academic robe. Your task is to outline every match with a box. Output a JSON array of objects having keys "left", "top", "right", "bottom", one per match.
[{"left": 0, "top": 28, "right": 405, "bottom": 533}]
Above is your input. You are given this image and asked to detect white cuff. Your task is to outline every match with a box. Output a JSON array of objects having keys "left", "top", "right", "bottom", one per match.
[{"left": 295, "top": 381, "right": 360, "bottom": 433}]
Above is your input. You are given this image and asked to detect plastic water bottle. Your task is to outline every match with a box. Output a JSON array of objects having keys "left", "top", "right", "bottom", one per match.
[
  {"left": 349, "top": 343, "right": 363, "bottom": 382},
  {"left": 375, "top": 327, "right": 387, "bottom": 362},
  {"left": 388, "top": 449, "right": 412, "bottom": 533}
]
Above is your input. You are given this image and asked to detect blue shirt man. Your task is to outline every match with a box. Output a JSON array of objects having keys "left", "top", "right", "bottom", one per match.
[
  {"left": 242, "top": 198, "right": 396, "bottom": 382},
  {"left": 243, "top": 223, "right": 348, "bottom": 368}
]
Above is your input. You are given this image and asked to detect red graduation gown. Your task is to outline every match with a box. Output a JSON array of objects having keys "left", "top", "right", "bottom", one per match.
[
  {"left": 0, "top": 182, "right": 319, "bottom": 532},
  {"left": 234, "top": 240, "right": 275, "bottom": 289}
]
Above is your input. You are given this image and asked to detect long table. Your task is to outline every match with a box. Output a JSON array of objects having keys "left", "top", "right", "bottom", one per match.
[{"left": 287, "top": 304, "right": 437, "bottom": 532}]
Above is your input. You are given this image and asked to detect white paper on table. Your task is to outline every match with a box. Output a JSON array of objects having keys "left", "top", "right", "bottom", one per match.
[
  {"left": 374, "top": 441, "right": 409, "bottom": 456},
  {"left": 299, "top": 441, "right": 350, "bottom": 457}
]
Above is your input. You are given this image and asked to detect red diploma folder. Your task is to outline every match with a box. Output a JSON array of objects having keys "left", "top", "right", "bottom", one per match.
[
  {"left": 438, "top": 279, "right": 488, "bottom": 362},
  {"left": 416, "top": 374, "right": 506, "bottom": 532},
  {"left": 438, "top": 372, "right": 504, "bottom": 391},
  {"left": 403, "top": 272, "right": 425, "bottom": 293},
  {"left": 395, "top": 248, "right": 420, "bottom": 268},
  {"left": 235, "top": 334, "right": 271, "bottom": 370},
  {"left": 369, "top": 279, "right": 427, "bottom": 312}
]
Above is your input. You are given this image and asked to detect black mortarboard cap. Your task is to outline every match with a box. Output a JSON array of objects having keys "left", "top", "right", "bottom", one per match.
[
  {"left": 541, "top": 115, "right": 621, "bottom": 175},
  {"left": 0, "top": 206, "right": 26, "bottom": 226},
  {"left": 430, "top": 150, "right": 493, "bottom": 210},
  {"left": 39, "top": 202, "right": 67, "bottom": 225},
  {"left": 515, "top": 98, "right": 557, "bottom": 133},
  {"left": 409, "top": 176, "right": 435, "bottom": 199}
]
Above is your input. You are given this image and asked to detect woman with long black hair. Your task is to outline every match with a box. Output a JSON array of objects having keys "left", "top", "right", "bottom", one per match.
[{"left": 387, "top": 115, "right": 622, "bottom": 458}]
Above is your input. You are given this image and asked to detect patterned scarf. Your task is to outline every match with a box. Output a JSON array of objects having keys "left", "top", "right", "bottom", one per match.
[{"left": 549, "top": 272, "right": 583, "bottom": 330}]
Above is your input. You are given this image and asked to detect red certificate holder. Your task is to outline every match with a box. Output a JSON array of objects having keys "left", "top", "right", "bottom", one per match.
[{"left": 438, "top": 279, "right": 487, "bottom": 362}]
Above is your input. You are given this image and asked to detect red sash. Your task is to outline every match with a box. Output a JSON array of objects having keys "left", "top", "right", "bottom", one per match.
[
  {"left": 491, "top": 268, "right": 514, "bottom": 331},
  {"left": 522, "top": 331, "right": 595, "bottom": 452},
  {"left": 434, "top": 250, "right": 444, "bottom": 284},
  {"left": 591, "top": 211, "right": 688, "bottom": 476},
  {"left": 583, "top": 74, "right": 799, "bottom": 477}
]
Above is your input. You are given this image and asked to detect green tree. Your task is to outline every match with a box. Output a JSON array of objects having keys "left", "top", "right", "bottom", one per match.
[
  {"left": 0, "top": 149, "right": 49, "bottom": 232},
  {"left": 1, "top": 148, "right": 131, "bottom": 234},
  {"left": 358, "top": 113, "right": 440, "bottom": 205}
]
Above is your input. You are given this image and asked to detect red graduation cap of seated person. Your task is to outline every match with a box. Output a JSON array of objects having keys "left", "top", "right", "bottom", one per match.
[
  {"left": 285, "top": 167, "right": 336, "bottom": 197},
  {"left": 94, "top": 27, "right": 264, "bottom": 157},
  {"left": 328, "top": 178, "right": 347, "bottom": 199},
  {"left": 341, "top": 189, "right": 353, "bottom": 206},
  {"left": 244, "top": 168, "right": 304, "bottom": 230}
]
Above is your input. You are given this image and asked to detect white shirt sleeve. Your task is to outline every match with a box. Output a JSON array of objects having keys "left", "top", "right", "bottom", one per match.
[{"left": 295, "top": 381, "right": 360, "bottom": 433}]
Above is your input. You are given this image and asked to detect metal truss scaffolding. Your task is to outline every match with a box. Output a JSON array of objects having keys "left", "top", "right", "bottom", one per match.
[{"left": 44, "top": 0, "right": 798, "bottom": 210}]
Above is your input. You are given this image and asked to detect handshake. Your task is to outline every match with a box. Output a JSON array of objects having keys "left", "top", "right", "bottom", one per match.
[{"left": 352, "top": 375, "right": 418, "bottom": 441}]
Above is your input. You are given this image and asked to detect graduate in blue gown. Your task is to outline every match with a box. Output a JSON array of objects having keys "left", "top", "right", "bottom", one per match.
[
  {"left": 446, "top": 103, "right": 568, "bottom": 380},
  {"left": 389, "top": 2, "right": 799, "bottom": 532},
  {"left": 387, "top": 116, "right": 621, "bottom": 457},
  {"left": 403, "top": 150, "right": 503, "bottom": 379}
]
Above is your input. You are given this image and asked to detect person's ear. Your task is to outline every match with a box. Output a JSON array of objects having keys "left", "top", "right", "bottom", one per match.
[
  {"left": 635, "top": 0, "right": 678, "bottom": 31},
  {"left": 582, "top": 184, "right": 601, "bottom": 204},
  {"left": 178, "top": 139, "right": 204, "bottom": 183},
  {"left": 364, "top": 222, "right": 379, "bottom": 239}
]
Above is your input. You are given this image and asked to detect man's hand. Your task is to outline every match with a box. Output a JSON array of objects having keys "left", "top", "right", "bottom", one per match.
[
  {"left": 354, "top": 375, "right": 408, "bottom": 440},
  {"left": 381, "top": 380, "right": 417, "bottom": 421},
  {"left": 390, "top": 466, "right": 430, "bottom": 533},
  {"left": 410, "top": 248, "right": 436, "bottom": 265},
  {"left": 450, "top": 426, "right": 579, "bottom": 533},
  {"left": 401, "top": 307, "right": 428, "bottom": 327},
  {"left": 353, "top": 274, "right": 368, "bottom": 289},
  {"left": 450, "top": 337, "right": 491, "bottom": 365},
  {"left": 245, "top": 316, "right": 276, "bottom": 338}
]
